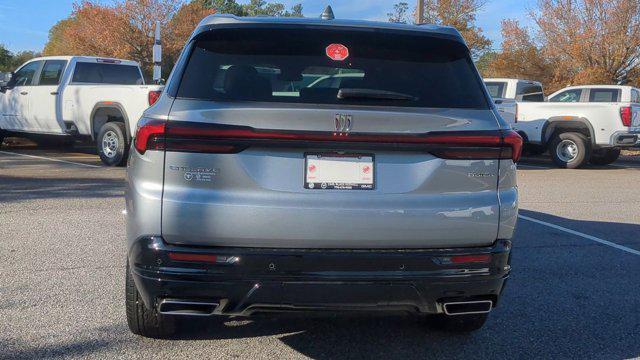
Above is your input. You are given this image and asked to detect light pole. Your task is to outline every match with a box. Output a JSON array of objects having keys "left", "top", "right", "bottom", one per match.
[{"left": 416, "top": 0, "right": 424, "bottom": 24}]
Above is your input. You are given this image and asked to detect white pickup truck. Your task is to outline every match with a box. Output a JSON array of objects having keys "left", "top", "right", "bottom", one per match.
[
  {"left": 0, "top": 56, "right": 163, "bottom": 166},
  {"left": 485, "top": 78, "right": 640, "bottom": 168}
]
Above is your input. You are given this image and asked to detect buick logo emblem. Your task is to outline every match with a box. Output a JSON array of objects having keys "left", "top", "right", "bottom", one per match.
[{"left": 335, "top": 114, "right": 352, "bottom": 133}]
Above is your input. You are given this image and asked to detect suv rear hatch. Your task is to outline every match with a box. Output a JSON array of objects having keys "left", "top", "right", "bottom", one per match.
[{"left": 151, "top": 25, "right": 518, "bottom": 249}]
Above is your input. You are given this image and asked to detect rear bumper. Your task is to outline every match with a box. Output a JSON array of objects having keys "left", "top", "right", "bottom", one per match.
[
  {"left": 128, "top": 237, "right": 511, "bottom": 315},
  {"left": 610, "top": 131, "right": 640, "bottom": 147}
]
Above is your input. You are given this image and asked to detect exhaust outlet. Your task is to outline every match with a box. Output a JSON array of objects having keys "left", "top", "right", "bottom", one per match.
[
  {"left": 443, "top": 300, "right": 493, "bottom": 316},
  {"left": 158, "top": 299, "right": 219, "bottom": 316}
]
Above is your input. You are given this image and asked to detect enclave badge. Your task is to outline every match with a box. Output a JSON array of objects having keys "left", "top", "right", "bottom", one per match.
[{"left": 335, "top": 114, "right": 352, "bottom": 133}]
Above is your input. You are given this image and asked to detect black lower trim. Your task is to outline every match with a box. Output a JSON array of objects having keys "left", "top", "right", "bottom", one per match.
[{"left": 129, "top": 237, "right": 511, "bottom": 315}]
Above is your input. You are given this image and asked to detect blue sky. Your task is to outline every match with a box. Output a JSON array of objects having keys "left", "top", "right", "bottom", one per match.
[{"left": 0, "top": 0, "right": 535, "bottom": 53}]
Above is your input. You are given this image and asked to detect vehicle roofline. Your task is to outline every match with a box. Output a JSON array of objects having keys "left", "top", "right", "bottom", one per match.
[
  {"left": 20, "top": 55, "right": 138, "bottom": 65},
  {"left": 193, "top": 14, "right": 464, "bottom": 42}
]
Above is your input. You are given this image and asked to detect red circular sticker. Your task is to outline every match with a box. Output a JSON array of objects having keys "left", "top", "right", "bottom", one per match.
[{"left": 326, "top": 43, "right": 349, "bottom": 61}]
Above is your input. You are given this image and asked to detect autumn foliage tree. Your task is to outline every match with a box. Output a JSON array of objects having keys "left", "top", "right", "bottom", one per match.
[
  {"left": 388, "top": 0, "right": 491, "bottom": 57},
  {"left": 43, "top": 0, "right": 215, "bottom": 80},
  {"left": 485, "top": 0, "right": 640, "bottom": 92}
]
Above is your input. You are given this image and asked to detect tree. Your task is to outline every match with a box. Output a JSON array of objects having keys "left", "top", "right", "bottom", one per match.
[
  {"left": 200, "top": 0, "right": 303, "bottom": 17},
  {"left": 388, "top": 0, "right": 491, "bottom": 57},
  {"left": 0, "top": 45, "right": 40, "bottom": 72},
  {"left": 482, "top": 20, "right": 556, "bottom": 87},
  {"left": 388, "top": 2, "right": 410, "bottom": 24},
  {"left": 0, "top": 44, "right": 12, "bottom": 72},
  {"left": 474, "top": 50, "right": 496, "bottom": 75},
  {"left": 43, "top": 0, "right": 215, "bottom": 80},
  {"left": 485, "top": 0, "right": 640, "bottom": 92}
]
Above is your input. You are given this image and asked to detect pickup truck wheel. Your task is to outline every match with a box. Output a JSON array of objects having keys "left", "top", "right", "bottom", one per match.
[
  {"left": 0, "top": 130, "right": 5, "bottom": 147},
  {"left": 427, "top": 313, "right": 488, "bottom": 332},
  {"left": 97, "top": 122, "right": 128, "bottom": 167},
  {"left": 126, "top": 261, "right": 176, "bottom": 338},
  {"left": 589, "top": 148, "right": 621, "bottom": 166},
  {"left": 549, "top": 132, "right": 591, "bottom": 169}
]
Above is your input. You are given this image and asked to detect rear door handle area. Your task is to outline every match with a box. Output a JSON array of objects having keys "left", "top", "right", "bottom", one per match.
[
  {"left": 50, "top": 92, "right": 59, "bottom": 95},
  {"left": 20, "top": 91, "right": 28, "bottom": 95}
]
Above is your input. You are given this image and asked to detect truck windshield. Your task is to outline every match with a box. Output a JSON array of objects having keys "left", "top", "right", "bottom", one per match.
[{"left": 176, "top": 27, "right": 490, "bottom": 109}]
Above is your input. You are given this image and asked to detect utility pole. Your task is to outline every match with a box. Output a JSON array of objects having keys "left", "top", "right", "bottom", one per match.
[
  {"left": 416, "top": 0, "right": 424, "bottom": 24},
  {"left": 152, "top": 21, "right": 162, "bottom": 84}
]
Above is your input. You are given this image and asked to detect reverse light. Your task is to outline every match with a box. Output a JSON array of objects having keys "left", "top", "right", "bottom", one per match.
[
  {"left": 148, "top": 90, "right": 162, "bottom": 106},
  {"left": 620, "top": 106, "right": 632, "bottom": 127}
]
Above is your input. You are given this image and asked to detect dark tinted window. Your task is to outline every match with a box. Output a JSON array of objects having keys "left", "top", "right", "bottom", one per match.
[
  {"left": 11, "top": 61, "right": 42, "bottom": 86},
  {"left": 549, "top": 89, "right": 582, "bottom": 102},
  {"left": 72, "top": 62, "right": 143, "bottom": 85},
  {"left": 516, "top": 83, "right": 544, "bottom": 102},
  {"left": 589, "top": 89, "right": 619, "bottom": 102},
  {"left": 177, "top": 28, "right": 490, "bottom": 109},
  {"left": 484, "top": 81, "right": 506, "bottom": 98},
  {"left": 39, "top": 60, "right": 67, "bottom": 86}
]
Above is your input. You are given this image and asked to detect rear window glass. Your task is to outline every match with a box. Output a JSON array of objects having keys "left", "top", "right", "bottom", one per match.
[
  {"left": 516, "top": 83, "right": 544, "bottom": 102},
  {"left": 177, "top": 28, "right": 490, "bottom": 109},
  {"left": 72, "top": 62, "right": 143, "bottom": 85},
  {"left": 549, "top": 89, "right": 582, "bottom": 102},
  {"left": 484, "top": 82, "right": 506, "bottom": 98},
  {"left": 589, "top": 89, "right": 619, "bottom": 102}
]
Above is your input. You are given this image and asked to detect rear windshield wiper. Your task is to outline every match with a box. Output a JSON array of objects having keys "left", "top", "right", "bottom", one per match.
[{"left": 337, "top": 88, "right": 416, "bottom": 101}]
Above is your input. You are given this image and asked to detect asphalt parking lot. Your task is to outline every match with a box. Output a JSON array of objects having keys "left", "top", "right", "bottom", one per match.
[{"left": 1, "top": 141, "right": 639, "bottom": 359}]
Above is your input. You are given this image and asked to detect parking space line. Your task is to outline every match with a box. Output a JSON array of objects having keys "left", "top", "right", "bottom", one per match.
[
  {"left": 0, "top": 150, "right": 102, "bottom": 168},
  {"left": 519, "top": 214, "right": 640, "bottom": 256}
]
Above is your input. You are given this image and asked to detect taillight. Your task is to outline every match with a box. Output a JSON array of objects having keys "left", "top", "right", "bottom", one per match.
[
  {"left": 134, "top": 118, "right": 165, "bottom": 154},
  {"left": 620, "top": 106, "right": 632, "bottom": 127},
  {"left": 133, "top": 120, "right": 523, "bottom": 162},
  {"left": 148, "top": 90, "right": 161, "bottom": 106},
  {"left": 502, "top": 130, "right": 524, "bottom": 162},
  {"left": 514, "top": 103, "right": 518, "bottom": 123}
]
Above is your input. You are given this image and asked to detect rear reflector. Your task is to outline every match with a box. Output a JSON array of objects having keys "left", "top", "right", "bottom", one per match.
[
  {"left": 168, "top": 252, "right": 217, "bottom": 263},
  {"left": 450, "top": 254, "right": 492, "bottom": 264},
  {"left": 620, "top": 106, "right": 632, "bottom": 127},
  {"left": 167, "top": 252, "right": 240, "bottom": 265},
  {"left": 434, "top": 253, "right": 492, "bottom": 265},
  {"left": 148, "top": 90, "right": 162, "bottom": 106},
  {"left": 134, "top": 119, "right": 523, "bottom": 162}
]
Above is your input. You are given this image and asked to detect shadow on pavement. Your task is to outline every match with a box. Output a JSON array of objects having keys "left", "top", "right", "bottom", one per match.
[
  {"left": 105, "top": 209, "right": 639, "bottom": 359},
  {"left": 517, "top": 154, "right": 640, "bottom": 170},
  {"left": 0, "top": 175, "right": 124, "bottom": 202}
]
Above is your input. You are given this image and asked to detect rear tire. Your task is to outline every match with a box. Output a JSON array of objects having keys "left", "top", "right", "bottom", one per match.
[
  {"left": 589, "top": 148, "right": 621, "bottom": 166},
  {"left": 549, "top": 132, "right": 591, "bottom": 169},
  {"left": 427, "top": 313, "right": 489, "bottom": 332},
  {"left": 0, "top": 129, "right": 5, "bottom": 147},
  {"left": 97, "top": 122, "right": 128, "bottom": 167},
  {"left": 126, "top": 261, "right": 176, "bottom": 338}
]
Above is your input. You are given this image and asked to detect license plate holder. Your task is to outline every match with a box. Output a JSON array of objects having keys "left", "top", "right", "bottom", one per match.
[{"left": 304, "top": 153, "right": 374, "bottom": 190}]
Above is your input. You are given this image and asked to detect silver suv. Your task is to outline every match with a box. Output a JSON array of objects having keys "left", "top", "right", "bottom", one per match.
[{"left": 125, "top": 15, "right": 522, "bottom": 338}]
